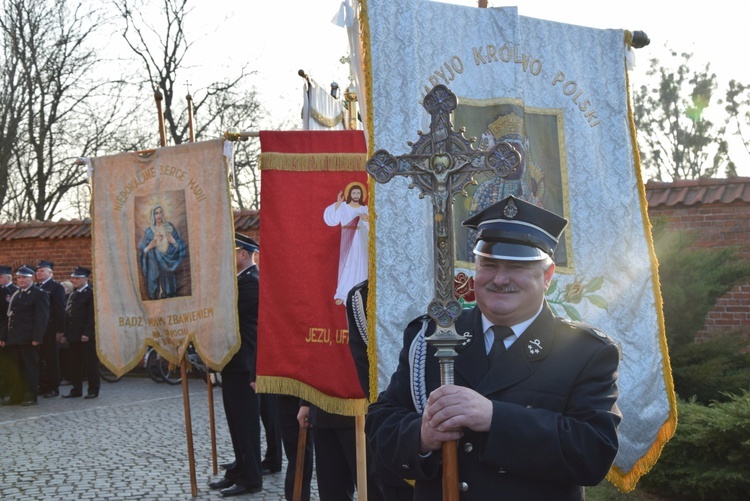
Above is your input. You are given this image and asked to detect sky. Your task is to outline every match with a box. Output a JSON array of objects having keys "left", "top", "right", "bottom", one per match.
[{"left": 179, "top": 0, "right": 748, "bottom": 172}]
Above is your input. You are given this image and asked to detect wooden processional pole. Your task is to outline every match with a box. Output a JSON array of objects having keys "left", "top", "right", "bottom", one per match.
[
  {"left": 155, "top": 89, "right": 198, "bottom": 497},
  {"left": 185, "top": 91, "right": 220, "bottom": 476},
  {"left": 293, "top": 426, "right": 308, "bottom": 501}
]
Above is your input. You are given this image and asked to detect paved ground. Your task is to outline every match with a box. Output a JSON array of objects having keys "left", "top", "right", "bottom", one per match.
[{"left": 0, "top": 376, "right": 320, "bottom": 500}]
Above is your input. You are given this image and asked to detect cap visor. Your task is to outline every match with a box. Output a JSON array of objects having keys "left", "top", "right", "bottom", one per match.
[{"left": 473, "top": 241, "right": 547, "bottom": 261}]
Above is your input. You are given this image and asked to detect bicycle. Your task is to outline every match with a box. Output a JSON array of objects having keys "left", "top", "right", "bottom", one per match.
[
  {"left": 157, "top": 343, "right": 221, "bottom": 387},
  {"left": 143, "top": 346, "right": 172, "bottom": 384},
  {"left": 97, "top": 348, "right": 164, "bottom": 383}
]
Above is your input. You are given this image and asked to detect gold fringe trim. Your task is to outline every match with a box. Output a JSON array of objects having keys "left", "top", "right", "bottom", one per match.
[
  {"left": 361, "top": 0, "right": 376, "bottom": 150},
  {"left": 259, "top": 152, "right": 367, "bottom": 172},
  {"left": 256, "top": 375, "right": 368, "bottom": 416},
  {"left": 310, "top": 108, "right": 345, "bottom": 128},
  {"left": 605, "top": 56, "right": 678, "bottom": 494},
  {"left": 367, "top": 178, "right": 379, "bottom": 403},
  {"left": 360, "top": 0, "right": 380, "bottom": 404}
]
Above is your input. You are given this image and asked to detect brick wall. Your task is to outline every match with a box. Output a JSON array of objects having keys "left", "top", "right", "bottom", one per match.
[
  {"left": 648, "top": 203, "right": 750, "bottom": 260},
  {"left": 0, "top": 237, "right": 92, "bottom": 281},
  {"left": 647, "top": 180, "right": 750, "bottom": 343}
]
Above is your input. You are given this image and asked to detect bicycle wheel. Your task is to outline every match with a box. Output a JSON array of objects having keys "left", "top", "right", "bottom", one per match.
[
  {"left": 145, "top": 349, "right": 164, "bottom": 383},
  {"left": 99, "top": 362, "right": 122, "bottom": 383},
  {"left": 159, "top": 359, "right": 182, "bottom": 385}
]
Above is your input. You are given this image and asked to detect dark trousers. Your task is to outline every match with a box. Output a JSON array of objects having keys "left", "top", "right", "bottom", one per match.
[
  {"left": 69, "top": 340, "right": 100, "bottom": 394},
  {"left": 7, "top": 344, "right": 39, "bottom": 402},
  {"left": 314, "top": 425, "right": 357, "bottom": 501},
  {"left": 278, "top": 395, "right": 313, "bottom": 501},
  {"left": 260, "top": 393, "right": 283, "bottom": 469},
  {"left": 221, "top": 372, "right": 262, "bottom": 488},
  {"left": 58, "top": 343, "right": 71, "bottom": 382},
  {"left": 0, "top": 346, "right": 13, "bottom": 397},
  {"left": 39, "top": 333, "right": 60, "bottom": 393}
]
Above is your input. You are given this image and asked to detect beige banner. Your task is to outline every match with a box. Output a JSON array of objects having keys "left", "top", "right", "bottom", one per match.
[{"left": 91, "top": 139, "right": 239, "bottom": 376}]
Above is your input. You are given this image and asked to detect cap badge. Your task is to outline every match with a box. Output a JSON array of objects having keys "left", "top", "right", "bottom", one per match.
[{"left": 503, "top": 198, "right": 518, "bottom": 219}]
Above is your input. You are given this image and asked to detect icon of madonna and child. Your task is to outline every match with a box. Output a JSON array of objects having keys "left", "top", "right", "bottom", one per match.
[{"left": 135, "top": 193, "right": 191, "bottom": 301}]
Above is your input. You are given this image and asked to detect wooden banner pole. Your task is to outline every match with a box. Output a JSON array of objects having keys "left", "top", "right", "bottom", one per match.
[
  {"left": 154, "top": 90, "right": 168, "bottom": 147},
  {"left": 355, "top": 414, "right": 368, "bottom": 501},
  {"left": 180, "top": 357, "right": 198, "bottom": 496},
  {"left": 154, "top": 90, "right": 197, "bottom": 496},
  {"left": 293, "top": 426, "right": 308, "bottom": 501},
  {"left": 187, "top": 93, "right": 196, "bottom": 143},
  {"left": 207, "top": 369, "right": 218, "bottom": 475},
  {"left": 183, "top": 92, "right": 218, "bottom": 476}
]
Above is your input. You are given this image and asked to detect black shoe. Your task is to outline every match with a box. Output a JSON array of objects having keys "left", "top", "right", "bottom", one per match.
[
  {"left": 21, "top": 399, "right": 38, "bottom": 406},
  {"left": 43, "top": 389, "right": 59, "bottom": 398},
  {"left": 220, "top": 461, "right": 235, "bottom": 470},
  {"left": 209, "top": 478, "right": 235, "bottom": 490},
  {"left": 62, "top": 391, "right": 82, "bottom": 398},
  {"left": 220, "top": 484, "right": 261, "bottom": 497},
  {"left": 261, "top": 466, "right": 281, "bottom": 475},
  {"left": 84, "top": 392, "right": 99, "bottom": 399}
]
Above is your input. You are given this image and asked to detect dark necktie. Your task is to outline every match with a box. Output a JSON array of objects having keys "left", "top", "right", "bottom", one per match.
[{"left": 488, "top": 325, "right": 514, "bottom": 367}]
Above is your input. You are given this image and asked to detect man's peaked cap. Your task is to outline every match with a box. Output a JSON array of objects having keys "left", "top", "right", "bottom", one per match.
[{"left": 463, "top": 195, "right": 567, "bottom": 261}]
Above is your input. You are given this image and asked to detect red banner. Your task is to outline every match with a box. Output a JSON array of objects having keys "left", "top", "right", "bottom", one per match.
[{"left": 257, "top": 131, "right": 368, "bottom": 415}]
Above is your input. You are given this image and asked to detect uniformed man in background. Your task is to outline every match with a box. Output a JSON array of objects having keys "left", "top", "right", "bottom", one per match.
[
  {"left": 0, "top": 265, "right": 49, "bottom": 406},
  {"left": 61, "top": 266, "right": 99, "bottom": 399},
  {"left": 209, "top": 234, "right": 263, "bottom": 497},
  {"left": 0, "top": 265, "right": 18, "bottom": 403},
  {"left": 35, "top": 260, "right": 66, "bottom": 398}
]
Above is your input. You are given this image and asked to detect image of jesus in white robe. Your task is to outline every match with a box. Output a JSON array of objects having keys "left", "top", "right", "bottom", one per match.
[{"left": 323, "top": 185, "right": 369, "bottom": 305}]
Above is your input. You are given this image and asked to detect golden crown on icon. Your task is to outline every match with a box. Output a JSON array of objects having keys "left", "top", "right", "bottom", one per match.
[{"left": 488, "top": 112, "right": 524, "bottom": 139}]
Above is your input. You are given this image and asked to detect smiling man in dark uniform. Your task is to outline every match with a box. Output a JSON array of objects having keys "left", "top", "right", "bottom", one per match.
[
  {"left": 366, "top": 195, "right": 621, "bottom": 500},
  {"left": 209, "top": 233, "right": 263, "bottom": 497},
  {"left": 0, "top": 265, "right": 49, "bottom": 406}
]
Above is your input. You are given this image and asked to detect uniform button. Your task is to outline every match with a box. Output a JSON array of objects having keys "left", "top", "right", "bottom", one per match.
[
  {"left": 526, "top": 405, "right": 533, "bottom": 408},
  {"left": 459, "top": 482, "right": 469, "bottom": 492},
  {"left": 464, "top": 442, "right": 473, "bottom": 453},
  {"left": 401, "top": 463, "right": 410, "bottom": 470},
  {"left": 498, "top": 468, "right": 507, "bottom": 474}
]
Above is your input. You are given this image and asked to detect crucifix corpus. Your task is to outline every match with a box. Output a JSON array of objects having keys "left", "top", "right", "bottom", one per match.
[{"left": 366, "top": 84, "right": 521, "bottom": 500}]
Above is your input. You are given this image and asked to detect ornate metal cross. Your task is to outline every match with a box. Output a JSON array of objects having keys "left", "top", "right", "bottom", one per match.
[{"left": 366, "top": 84, "right": 521, "bottom": 378}]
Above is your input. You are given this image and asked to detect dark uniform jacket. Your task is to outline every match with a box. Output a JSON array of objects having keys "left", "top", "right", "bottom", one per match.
[
  {"left": 64, "top": 285, "right": 95, "bottom": 342},
  {"left": 346, "top": 280, "right": 370, "bottom": 399},
  {"left": 39, "top": 279, "right": 66, "bottom": 337},
  {"left": 366, "top": 302, "right": 621, "bottom": 501},
  {"left": 0, "top": 283, "right": 18, "bottom": 339},
  {"left": 2, "top": 286, "right": 50, "bottom": 345},
  {"left": 223, "top": 265, "right": 259, "bottom": 375}
]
